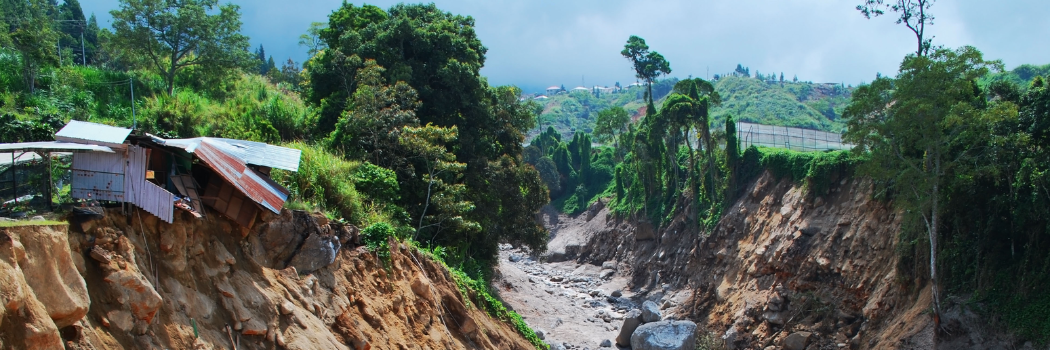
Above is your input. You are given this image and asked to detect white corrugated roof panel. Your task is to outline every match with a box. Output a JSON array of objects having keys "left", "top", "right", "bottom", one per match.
[{"left": 55, "top": 120, "right": 132, "bottom": 146}]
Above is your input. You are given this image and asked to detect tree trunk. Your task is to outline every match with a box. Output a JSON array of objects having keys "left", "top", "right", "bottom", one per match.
[{"left": 930, "top": 152, "right": 941, "bottom": 324}]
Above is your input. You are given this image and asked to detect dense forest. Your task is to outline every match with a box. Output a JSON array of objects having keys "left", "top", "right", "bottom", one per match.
[{"left": 2, "top": 0, "right": 1050, "bottom": 345}]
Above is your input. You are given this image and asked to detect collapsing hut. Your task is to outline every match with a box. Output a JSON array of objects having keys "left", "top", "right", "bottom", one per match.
[{"left": 4, "top": 120, "right": 301, "bottom": 229}]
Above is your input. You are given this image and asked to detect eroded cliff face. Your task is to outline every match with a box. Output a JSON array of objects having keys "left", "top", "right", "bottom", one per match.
[
  {"left": 0, "top": 209, "right": 535, "bottom": 350},
  {"left": 556, "top": 171, "right": 933, "bottom": 350}
]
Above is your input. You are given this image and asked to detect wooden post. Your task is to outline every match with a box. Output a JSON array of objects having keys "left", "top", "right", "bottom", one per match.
[{"left": 47, "top": 152, "right": 53, "bottom": 212}]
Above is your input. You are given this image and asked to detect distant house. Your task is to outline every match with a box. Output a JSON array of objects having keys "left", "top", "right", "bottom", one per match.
[
  {"left": 571, "top": 86, "right": 589, "bottom": 93},
  {"left": 0, "top": 121, "right": 301, "bottom": 230},
  {"left": 546, "top": 86, "right": 562, "bottom": 95},
  {"left": 535, "top": 95, "right": 549, "bottom": 100}
]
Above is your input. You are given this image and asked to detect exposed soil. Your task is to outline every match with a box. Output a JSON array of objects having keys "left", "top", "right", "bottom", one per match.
[
  {"left": 498, "top": 171, "right": 940, "bottom": 350},
  {"left": 0, "top": 208, "right": 537, "bottom": 350}
]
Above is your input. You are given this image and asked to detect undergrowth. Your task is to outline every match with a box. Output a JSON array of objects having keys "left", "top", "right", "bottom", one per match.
[
  {"left": 739, "top": 146, "right": 865, "bottom": 196},
  {"left": 413, "top": 242, "right": 548, "bottom": 350}
]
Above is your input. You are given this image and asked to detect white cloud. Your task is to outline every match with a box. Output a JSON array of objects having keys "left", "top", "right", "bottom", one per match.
[{"left": 80, "top": 0, "right": 1050, "bottom": 93}]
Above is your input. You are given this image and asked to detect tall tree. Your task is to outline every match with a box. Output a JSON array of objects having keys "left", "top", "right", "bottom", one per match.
[
  {"left": 308, "top": 3, "right": 546, "bottom": 264},
  {"left": 843, "top": 46, "right": 999, "bottom": 322},
  {"left": 110, "top": 0, "right": 253, "bottom": 94},
  {"left": 621, "top": 35, "right": 671, "bottom": 104},
  {"left": 2, "top": 0, "right": 60, "bottom": 92},
  {"left": 857, "top": 0, "right": 935, "bottom": 57},
  {"left": 298, "top": 21, "right": 326, "bottom": 57}
]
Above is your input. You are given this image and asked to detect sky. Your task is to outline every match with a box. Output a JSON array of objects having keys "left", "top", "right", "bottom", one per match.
[{"left": 82, "top": 0, "right": 1050, "bottom": 94}]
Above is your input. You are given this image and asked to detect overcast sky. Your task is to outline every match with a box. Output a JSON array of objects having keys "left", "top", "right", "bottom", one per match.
[{"left": 82, "top": 0, "right": 1050, "bottom": 94}]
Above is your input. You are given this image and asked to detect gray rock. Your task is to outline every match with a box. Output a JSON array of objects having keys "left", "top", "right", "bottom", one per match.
[
  {"left": 509, "top": 254, "right": 522, "bottom": 262},
  {"left": 600, "top": 269, "right": 615, "bottom": 279},
  {"left": 763, "top": 310, "right": 788, "bottom": 325},
  {"left": 641, "top": 300, "right": 662, "bottom": 323},
  {"left": 30, "top": 215, "right": 45, "bottom": 221},
  {"left": 611, "top": 290, "right": 623, "bottom": 297},
  {"left": 723, "top": 327, "right": 739, "bottom": 350},
  {"left": 600, "top": 339, "right": 612, "bottom": 348},
  {"left": 602, "top": 261, "right": 617, "bottom": 270},
  {"left": 783, "top": 331, "right": 812, "bottom": 350},
  {"left": 630, "top": 320, "right": 697, "bottom": 350},
  {"left": 615, "top": 309, "right": 643, "bottom": 346},
  {"left": 535, "top": 328, "right": 546, "bottom": 340}
]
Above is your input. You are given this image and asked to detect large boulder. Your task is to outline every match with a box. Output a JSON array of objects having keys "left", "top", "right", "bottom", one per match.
[
  {"left": 630, "top": 320, "right": 698, "bottom": 350},
  {"left": 12, "top": 225, "right": 90, "bottom": 327},
  {"left": 641, "top": 300, "right": 662, "bottom": 323},
  {"left": 250, "top": 210, "right": 346, "bottom": 273},
  {"left": 615, "top": 309, "right": 643, "bottom": 346}
]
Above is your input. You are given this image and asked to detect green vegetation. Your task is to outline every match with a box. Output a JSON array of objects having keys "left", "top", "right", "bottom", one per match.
[
  {"left": 843, "top": 45, "right": 1050, "bottom": 342},
  {"left": 2, "top": 2, "right": 549, "bottom": 346},
  {"left": 0, "top": 219, "right": 66, "bottom": 227}
]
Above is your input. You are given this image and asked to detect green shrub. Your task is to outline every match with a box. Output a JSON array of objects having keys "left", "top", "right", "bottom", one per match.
[{"left": 361, "top": 222, "right": 395, "bottom": 263}]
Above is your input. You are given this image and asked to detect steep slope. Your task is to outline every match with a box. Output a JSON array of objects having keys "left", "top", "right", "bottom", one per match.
[
  {"left": 1, "top": 209, "right": 537, "bottom": 350},
  {"left": 530, "top": 170, "right": 933, "bottom": 349}
]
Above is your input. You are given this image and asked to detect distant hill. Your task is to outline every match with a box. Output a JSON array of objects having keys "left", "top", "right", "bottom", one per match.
[
  {"left": 529, "top": 75, "right": 852, "bottom": 140},
  {"left": 980, "top": 63, "right": 1050, "bottom": 88}
]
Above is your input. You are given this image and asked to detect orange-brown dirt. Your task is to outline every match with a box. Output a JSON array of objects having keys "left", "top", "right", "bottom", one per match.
[{"left": 0, "top": 208, "right": 536, "bottom": 350}]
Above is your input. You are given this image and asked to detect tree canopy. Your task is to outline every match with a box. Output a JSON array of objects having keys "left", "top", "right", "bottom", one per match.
[
  {"left": 621, "top": 35, "right": 671, "bottom": 103},
  {"left": 110, "top": 0, "right": 253, "bottom": 94}
]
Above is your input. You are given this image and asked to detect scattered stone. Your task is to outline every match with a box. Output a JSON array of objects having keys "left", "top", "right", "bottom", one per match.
[
  {"left": 630, "top": 320, "right": 697, "bottom": 350},
  {"left": 509, "top": 254, "right": 522, "bottom": 262},
  {"left": 601, "top": 261, "right": 617, "bottom": 270},
  {"left": 550, "top": 276, "right": 564, "bottom": 282},
  {"left": 600, "top": 269, "right": 615, "bottom": 279},
  {"left": 641, "top": 300, "right": 662, "bottom": 323},
  {"left": 615, "top": 309, "right": 643, "bottom": 346},
  {"left": 783, "top": 331, "right": 813, "bottom": 350},
  {"left": 30, "top": 215, "right": 45, "bottom": 221},
  {"left": 600, "top": 339, "right": 612, "bottom": 348},
  {"left": 611, "top": 290, "right": 622, "bottom": 297},
  {"left": 535, "top": 328, "right": 546, "bottom": 340},
  {"left": 661, "top": 300, "right": 672, "bottom": 310}
]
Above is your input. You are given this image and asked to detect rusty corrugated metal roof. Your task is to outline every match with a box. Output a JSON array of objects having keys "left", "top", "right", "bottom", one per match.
[
  {"left": 193, "top": 139, "right": 289, "bottom": 214},
  {"left": 55, "top": 121, "right": 131, "bottom": 147}
]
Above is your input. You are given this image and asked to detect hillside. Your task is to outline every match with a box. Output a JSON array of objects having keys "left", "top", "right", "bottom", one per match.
[
  {"left": 979, "top": 63, "right": 1050, "bottom": 88},
  {"left": 530, "top": 75, "right": 852, "bottom": 140},
  {"left": 0, "top": 209, "right": 541, "bottom": 349}
]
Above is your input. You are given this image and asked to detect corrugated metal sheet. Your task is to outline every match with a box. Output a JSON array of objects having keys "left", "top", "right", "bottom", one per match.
[
  {"left": 55, "top": 121, "right": 132, "bottom": 147},
  {"left": 0, "top": 141, "right": 114, "bottom": 153},
  {"left": 71, "top": 151, "right": 126, "bottom": 202},
  {"left": 137, "top": 180, "right": 173, "bottom": 223},
  {"left": 158, "top": 137, "right": 301, "bottom": 171},
  {"left": 71, "top": 170, "right": 125, "bottom": 201},
  {"left": 124, "top": 145, "right": 147, "bottom": 205},
  {"left": 194, "top": 139, "right": 288, "bottom": 213},
  {"left": 70, "top": 145, "right": 175, "bottom": 223},
  {"left": 72, "top": 152, "right": 124, "bottom": 173}
]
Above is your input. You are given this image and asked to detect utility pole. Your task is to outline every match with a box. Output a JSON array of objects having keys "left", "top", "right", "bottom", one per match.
[
  {"left": 81, "top": 31, "right": 86, "bottom": 66},
  {"left": 130, "top": 78, "right": 136, "bottom": 129}
]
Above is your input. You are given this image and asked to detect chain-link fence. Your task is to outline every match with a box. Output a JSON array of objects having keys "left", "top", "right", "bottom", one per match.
[{"left": 737, "top": 122, "right": 851, "bottom": 152}]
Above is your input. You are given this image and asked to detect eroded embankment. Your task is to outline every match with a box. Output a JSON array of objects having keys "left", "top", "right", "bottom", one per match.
[
  {"left": 0, "top": 209, "right": 536, "bottom": 350},
  {"left": 545, "top": 170, "right": 934, "bottom": 350}
]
